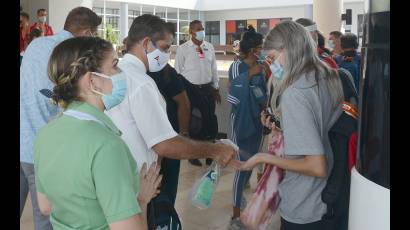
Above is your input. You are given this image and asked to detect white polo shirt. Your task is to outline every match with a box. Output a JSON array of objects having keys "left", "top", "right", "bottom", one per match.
[
  {"left": 106, "top": 53, "right": 178, "bottom": 171},
  {"left": 174, "top": 39, "right": 219, "bottom": 89}
]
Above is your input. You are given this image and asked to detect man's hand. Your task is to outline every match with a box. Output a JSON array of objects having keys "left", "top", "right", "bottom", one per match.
[
  {"left": 212, "top": 143, "right": 236, "bottom": 167},
  {"left": 212, "top": 89, "right": 222, "bottom": 104},
  {"left": 137, "top": 163, "right": 162, "bottom": 207}
]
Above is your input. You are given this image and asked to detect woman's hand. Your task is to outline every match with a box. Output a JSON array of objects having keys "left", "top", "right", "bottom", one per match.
[
  {"left": 260, "top": 110, "right": 281, "bottom": 132},
  {"left": 137, "top": 162, "right": 162, "bottom": 207},
  {"left": 240, "top": 153, "right": 272, "bottom": 171}
]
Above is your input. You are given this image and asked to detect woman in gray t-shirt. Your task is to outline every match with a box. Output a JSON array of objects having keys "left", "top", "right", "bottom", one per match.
[{"left": 240, "top": 20, "right": 343, "bottom": 229}]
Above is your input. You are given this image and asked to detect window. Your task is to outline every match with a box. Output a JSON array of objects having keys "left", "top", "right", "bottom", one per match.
[
  {"left": 179, "top": 9, "right": 189, "bottom": 20},
  {"left": 141, "top": 5, "right": 154, "bottom": 15},
  {"left": 106, "top": 8, "right": 119, "bottom": 15},
  {"left": 129, "top": 9, "right": 139, "bottom": 17},
  {"left": 155, "top": 7, "right": 166, "bottom": 18},
  {"left": 168, "top": 19, "right": 178, "bottom": 45},
  {"left": 93, "top": 7, "right": 103, "bottom": 14},
  {"left": 179, "top": 21, "right": 190, "bottom": 45},
  {"left": 191, "top": 10, "right": 200, "bottom": 20},
  {"left": 167, "top": 8, "right": 178, "bottom": 19},
  {"left": 205, "top": 21, "right": 220, "bottom": 45},
  {"left": 107, "top": 16, "right": 119, "bottom": 29}
]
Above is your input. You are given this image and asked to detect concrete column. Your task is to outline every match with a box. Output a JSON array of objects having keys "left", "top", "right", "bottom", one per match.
[
  {"left": 48, "top": 0, "right": 93, "bottom": 33},
  {"left": 120, "top": 2, "right": 128, "bottom": 41},
  {"left": 313, "top": 0, "right": 343, "bottom": 36},
  {"left": 220, "top": 20, "right": 226, "bottom": 45}
]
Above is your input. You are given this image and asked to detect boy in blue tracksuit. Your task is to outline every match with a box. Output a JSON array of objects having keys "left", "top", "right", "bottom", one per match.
[
  {"left": 335, "top": 33, "right": 362, "bottom": 93},
  {"left": 227, "top": 26, "right": 267, "bottom": 229}
]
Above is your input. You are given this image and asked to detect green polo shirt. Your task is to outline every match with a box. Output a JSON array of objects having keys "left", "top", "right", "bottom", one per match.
[{"left": 34, "top": 101, "right": 141, "bottom": 230}]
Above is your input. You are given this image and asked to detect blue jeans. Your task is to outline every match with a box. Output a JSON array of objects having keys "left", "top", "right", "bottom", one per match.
[{"left": 20, "top": 162, "right": 53, "bottom": 230}]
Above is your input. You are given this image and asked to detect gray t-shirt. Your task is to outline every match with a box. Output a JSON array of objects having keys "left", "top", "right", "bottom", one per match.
[{"left": 278, "top": 71, "right": 342, "bottom": 224}]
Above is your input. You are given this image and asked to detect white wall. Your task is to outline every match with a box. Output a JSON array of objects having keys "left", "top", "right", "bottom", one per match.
[
  {"left": 204, "top": 5, "right": 307, "bottom": 22},
  {"left": 20, "top": 0, "right": 49, "bottom": 25},
  {"left": 103, "top": 0, "right": 199, "bottom": 10},
  {"left": 199, "top": 0, "right": 312, "bottom": 11}
]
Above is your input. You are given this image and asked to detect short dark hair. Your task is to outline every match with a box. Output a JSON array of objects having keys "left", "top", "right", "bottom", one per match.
[
  {"left": 239, "top": 25, "right": 263, "bottom": 57},
  {"left": 340, "top": 33, "right": 359, "bottom": 50},
  {"left": 330, "top": 31, "right": 343, "bottom": 39},
  {"left": 164, "top": 22, "right": 176, "bottom": 36},
  {"left": 63, "top": 7, "right": 102, "bottom": 33},
  {"left": 37, "top": 8, "right": 46, "bottom": 14},
  {"left": 189, "top": 20, "right": 202, "bottom": 30},
  {"left": 20, "top": 12, "right": 29, "bottom": 20},
  {"left": 127, "top": 14, "right": 167, "bottom": 50},
  {"left": 295, "top": 18, "right": 316, "bottom": 28}
]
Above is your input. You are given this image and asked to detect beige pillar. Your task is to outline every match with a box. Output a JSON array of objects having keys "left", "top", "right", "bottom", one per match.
[
  {"left": 48, "top": 0, "right": 94, "bottom": 33},
  {"left": 313, "top": 0, "right": 343, "bottom": 36}
]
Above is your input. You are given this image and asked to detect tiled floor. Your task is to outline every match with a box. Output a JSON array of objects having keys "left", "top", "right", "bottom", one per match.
[{"left": 20, "top": 160, "right": 281, "bottom": 230}]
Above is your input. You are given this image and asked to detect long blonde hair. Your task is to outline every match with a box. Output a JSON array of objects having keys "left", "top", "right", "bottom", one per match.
[{"left": 263, "top": 20, "right": 343, "bottom": 117}]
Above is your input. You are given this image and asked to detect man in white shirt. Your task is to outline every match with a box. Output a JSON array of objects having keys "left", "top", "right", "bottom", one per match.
[
  {"left": 106, "top": 14, "right": 236, "bottom": 173},
  {"left": 175, "top": 20, "right": 222, "bottom": 166}
]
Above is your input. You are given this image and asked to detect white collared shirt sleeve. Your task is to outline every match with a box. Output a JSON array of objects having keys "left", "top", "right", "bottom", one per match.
[
  {"left": 209, "top": 45, "right": 219, "bottom": 89},
  {"left": 129, "top": 82, "right": 178, "bottom": 149},
  {"left": 174, "top": 46, "right": 185, "bottom": 74}
]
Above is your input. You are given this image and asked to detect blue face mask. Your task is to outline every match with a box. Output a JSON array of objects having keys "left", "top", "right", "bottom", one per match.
[
  {"left": 91, "top": 71, "right": 127, "bottom": 110},
  {"left": 328, "top": 40, "right": 335, "bottom": 49},
  {"left": 270, "top": 53, "right": 284, "bottom": 80},
  {"left": 195, "top": 30, "right": 205, "bottom": 41}
]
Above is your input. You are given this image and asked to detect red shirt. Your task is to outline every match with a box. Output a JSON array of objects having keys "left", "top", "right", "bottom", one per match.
[
  {"left": 30, "top": 23, "right": 54, "bottom": 36},
  {"left": 318, "top": 48, "right": 338, "bottom": 69},
  {"left": 20, "top": 27, "right": 29, "bottom": 53}
]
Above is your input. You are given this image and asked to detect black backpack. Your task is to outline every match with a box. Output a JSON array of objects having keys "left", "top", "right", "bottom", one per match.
[
  {"left": 147, "top": 194, "right": 182, "bottom": 230},
  {"left": 180, "top": 77, "right": 218, "bottom": 140},
  {"left": 321, "top": 69, "right": 359, "bottom": 230}
]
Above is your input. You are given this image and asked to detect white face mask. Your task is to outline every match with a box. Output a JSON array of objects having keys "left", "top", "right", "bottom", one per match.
[
  {"left": 146, "top": 44, "right": 171, "bottom": 72},
  {"left": 39, "top": 16, "right": 46, "bottom": 23}
]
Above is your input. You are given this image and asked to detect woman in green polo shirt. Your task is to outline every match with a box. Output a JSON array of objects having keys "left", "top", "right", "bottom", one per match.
[{"left": 33, "top": 36, "right": 162, "bottom": 230}]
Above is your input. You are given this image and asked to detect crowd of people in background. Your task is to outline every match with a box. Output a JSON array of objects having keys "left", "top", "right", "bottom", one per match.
[
  {"left": 20, "top": 8, "right": 54, "bottom": 65},
  {"left": 20, "top": 4, "right": 362, "bottom": 230}
]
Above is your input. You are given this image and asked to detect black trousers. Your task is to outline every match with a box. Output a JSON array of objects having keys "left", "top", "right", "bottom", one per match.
[
  {"left": 196, "top": 83, "right": 217, "bottom": 139},
  {"left": 281, "top": 218, "right": 326, "bottom": 230},
  {"left": 158, "top": 157, "right": 180, "bottom": 205}
]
